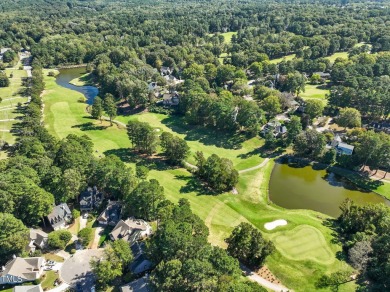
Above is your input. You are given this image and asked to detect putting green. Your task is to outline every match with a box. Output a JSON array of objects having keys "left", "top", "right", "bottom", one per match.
[{"left": 271, "top": 225, "right": 334, "bottom": 265}]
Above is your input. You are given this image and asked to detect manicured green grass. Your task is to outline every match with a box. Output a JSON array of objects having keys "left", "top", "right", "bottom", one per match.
[
  {"left": 300, "top": 83, "right": 329, "bottom": 101},
  {"left": 69, "top": 72, "right": 93, "bottom": 86},
  {"left": 269, "top": 54, "right": 296, "bottom": 64},
  {"left": 68, "top": 216, "right": 80, "bottom": 235},
  {"left": 325, "top": 52, "right": 349, "bottom": 64},
  {"left": 43, "top": 253, "right": 65, "bottom": 263},
  {"left": 270, "top": 225, "right": 334, "bottom": 264},
  {"left": 41, "top": 271, "right": 58, "bottom": 290},
  {"left": 0, "top": 67, "right": 28, "bottom": 144},
  {"left": 42, "top": 71, "right": 355, "bottom": 291},
  {"left": 208, "top": 31, "right": 237, "bottom": 44}
]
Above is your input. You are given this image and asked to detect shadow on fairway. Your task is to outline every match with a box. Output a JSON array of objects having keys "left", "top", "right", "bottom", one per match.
[{"left": 161, "top": 116, "right": 246, "bottom": 150}]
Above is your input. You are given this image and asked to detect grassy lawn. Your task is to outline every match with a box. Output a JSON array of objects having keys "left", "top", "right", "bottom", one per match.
[
  {"left": 300, "top": 83, "right": 329, "bottom": 101},
  {"left": 43, "top": 253, "right": 64, "bottom": 263},
  {"left": 68, "top": 216, "right": 80, "bottom": 235},
  {"left": 0, "top": 67, "right": 28, "bottom": 144},
  {"left": 98, "top": 226, "right": 114, "bottom": 247},
  {"left": 42, "top": 69, "right": 358, "bottom": 291},
  {"left": 208, "top": 31, "right": 237, "bottom": 44},
  {"left": 69, "top": 72, "right": 93, "bottom": 86},
  {"left": 269, "top": 54, "right": 296, "bottom": 64},
  {"left": 325, "top": 52, "right": 349, "bottom": 64},
  {"left": 41, "top": 271, "right": 58, "bottom": 290}
]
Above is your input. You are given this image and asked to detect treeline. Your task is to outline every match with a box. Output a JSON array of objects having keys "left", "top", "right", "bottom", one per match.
[
  {"left": 334, "top": 200, "right": 390, "bottom": 290},
  {"left": 328, "top": 52, "right": 390, "bottom": 120},
  {"left": 126, "top": 120, "right": 239, "bottom": 193},
  {"left": 147, "top": 199, "right": 269, "bottom": 292}
]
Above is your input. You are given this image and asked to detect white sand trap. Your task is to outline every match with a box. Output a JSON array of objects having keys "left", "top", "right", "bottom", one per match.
[{"left": 264, "top": 219, "right": 287, "bottom": 230}]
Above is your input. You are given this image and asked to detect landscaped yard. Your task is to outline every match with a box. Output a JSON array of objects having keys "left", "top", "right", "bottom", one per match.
[
  {"left": 43, "top": 253, "right": 65, "bottom": 263},
  {"left": 42, "top": 70, "right": 359, "bottom": 291},
  {"left": 300, "top": 83, "right": 329, "bottom": 101},
  {"left": 41, "top": 271, "right": 59, "bottom": 290},
  {"left": 67, "top": 217, "right": 80, "bottom": 235},
  {"left": 269, "top": 54, "right": 296, "bottom": 64},
  {"left": 325, "top": 52, "right": 349, "bottom": 64}
]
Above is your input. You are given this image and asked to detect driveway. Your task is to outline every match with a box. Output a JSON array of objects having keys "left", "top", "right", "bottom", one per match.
[
  {"left": 80, "top": 216, "right": 87, "bottom": 230},
  {"left": 60, "top": 249, "right": 103, "bottom": 291}
]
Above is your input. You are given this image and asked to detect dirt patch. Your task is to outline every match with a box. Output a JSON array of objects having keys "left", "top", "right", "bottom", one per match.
[{"left": 257, "top": 266, "right": 282, "bottom": 285}]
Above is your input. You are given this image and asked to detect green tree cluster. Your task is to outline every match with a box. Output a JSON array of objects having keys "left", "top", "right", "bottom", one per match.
[
  {"left": 194, "top": 152, "right": 239, "bottom": 193},
  {"left": 48, "top": 230, "right": 72, "bottom": 250}
]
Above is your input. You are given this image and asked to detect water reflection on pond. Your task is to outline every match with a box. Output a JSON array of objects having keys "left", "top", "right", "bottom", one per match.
[{"left": 269, "top": 162, "right": 390, "bottom": 217}]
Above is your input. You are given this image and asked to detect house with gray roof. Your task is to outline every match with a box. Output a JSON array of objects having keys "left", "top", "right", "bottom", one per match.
[
  {"left": 120, "top": 276, "right": 150, "bottom": 292},
  {"left": 110, "top": 218, "right": 151, "bottom": 245},
  {"left": 79, "top": 186, "right": 103, "bottom": 212},
  {"left": 0, "top": 257, "right": 45, "bottom": 284},
  {"left": 97, "top": 201, "right": 121, "bottom": 226},
  {"left": 329, "top": 135, "right": 354, "bottom": 155},
  {"left": 26, "top": 229, "right": 48, "bottom": 254},
  {"left": 13, "top": 285, "right": 43, "bottom": 292},
  {"left": 45, "top": 203, "right": 72, "bottom": 230}
]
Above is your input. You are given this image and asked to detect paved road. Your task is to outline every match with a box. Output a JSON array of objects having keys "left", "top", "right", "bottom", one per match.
[{"left": 60, "top": 249, "right": 103, "bottom": 292}]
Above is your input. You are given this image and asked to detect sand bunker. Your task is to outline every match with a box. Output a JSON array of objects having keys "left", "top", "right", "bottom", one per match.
[{"left": 264, "top": 219, "right": 287, "bottom": 230}]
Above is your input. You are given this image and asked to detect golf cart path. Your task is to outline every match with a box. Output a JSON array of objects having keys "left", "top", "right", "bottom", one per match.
[
  {"left": 184, "top": 158, "right": 270, "bottom": 174},
  {"left": 241, "top": 265, "right": 291, "bottom": 292}
]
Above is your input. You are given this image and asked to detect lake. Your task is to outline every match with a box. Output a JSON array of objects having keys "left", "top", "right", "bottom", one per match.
[
  {"left": 56, "top": 67, "right": 98, "bottom": 105},
  {"left": 269, "top": 162, "right": 390, "bottom": 217}
]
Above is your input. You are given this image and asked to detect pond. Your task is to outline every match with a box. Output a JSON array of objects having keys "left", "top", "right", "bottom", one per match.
[
  {"left": 269, "top": 162, "right": 390, "bottom": 217},
  {"left": 56, "top": 67, "right": 98, "bottom": 105}
]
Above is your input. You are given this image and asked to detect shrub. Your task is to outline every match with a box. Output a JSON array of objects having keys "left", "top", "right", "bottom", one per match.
[
  {"left": 78, "top": 227, "right": 93, "bottom": 247},
  {"left": 78, "top": 96, "right": 87, "bottom": 103},
  {"left": 71, "top": 209, "right": 80, "bottom": 221},
  {"left": 48, "top": 71, "right": 55, "bottom": 77},
  {"left": 48, "top": 230, "right": 72, "bottom": 250},
  {"left": 70, "top": 249, "right": 76, "bottom": 254}
]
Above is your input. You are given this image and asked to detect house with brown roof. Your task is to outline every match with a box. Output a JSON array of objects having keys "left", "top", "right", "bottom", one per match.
[
  {"left": 0, "top": 257, "right": 45, "bottom": 284},
  {"left": 110, "top": 218, "right": 151, "bottom": 245}
]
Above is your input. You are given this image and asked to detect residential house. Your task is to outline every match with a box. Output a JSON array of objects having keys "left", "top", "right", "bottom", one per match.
[
  {"left": 0, "top": 48, "right": 10, "bottom": 61},
  {"left": 371, "top": 121, "right": 390, "bottom": 134},
  {"left": 329, "top": 135, "right": 354, "bottom": 155},
  {"left": 97, "top": 201, "right": 121, "bottom": 226},
  {"left": 110, "top": 218, "right": 152, "bottom": 245},
  {"left": 313, "top": 72, "right": 331, "bottom": 79},
  {"left": 160, "top": 66, "right": 172, "bottom": 76},
  {"left": 130, "top": 255, "right": 153, "bottom": 275},
  {"left": 13, "top": 285, "right": 43, "bottom": 292},
  {"left": 79, "top": 186, "right": 103, "bottom": 212},
  {"left": 147, "top": 82, "right": 158, "bottom": 92},
  {"left": 46, "top": 203, "right": 72, "bottom": 231},
  {"left": 262, "top": 121, "right": 287, "bottom": 137},
  {"left": 26, "top": 229, "right": 48, "bottom": 254},
  {"left": 162, "top": 92, "right": 180, "bottom": 106},
  {"left": 0, "top": 257, "right": 45, "bottom": 284},
  {"left": 120, "top": 276, "right": 150, "bottom": 292}
]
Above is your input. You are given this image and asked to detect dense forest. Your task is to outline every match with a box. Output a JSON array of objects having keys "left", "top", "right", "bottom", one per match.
[{"left": 0, "top": 0, "right": 390, "bottom": 291}]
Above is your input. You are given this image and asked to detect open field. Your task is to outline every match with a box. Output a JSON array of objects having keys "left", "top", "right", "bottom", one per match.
[
  {"left": 42, "top": 72, "right": 358, "bottom": 291},
  {"left": 300, "top": 83, "right": 329, "bottom": 101},
  {"left": 325, "top": 52, "right": 349, "bottom": 63},
  {"left": 0, "top": 67, "right": 28, "bottom": 144},
  {"left": 269, "top": 54, "right": 296, "bottom": 64}
]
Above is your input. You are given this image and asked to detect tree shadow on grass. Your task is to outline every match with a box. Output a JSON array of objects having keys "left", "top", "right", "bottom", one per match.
[
  {"left": 161, "top": 115, "right": 246, "bottom": 150},
  {"left": 175, "top": 174, "right": 216, "bottom": 196},
  {"left": 103, "top": 148, "right": 172, "bottom": 171},
  {"left": 72, "top": 122, "right": 108, "bottom": 131}
]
